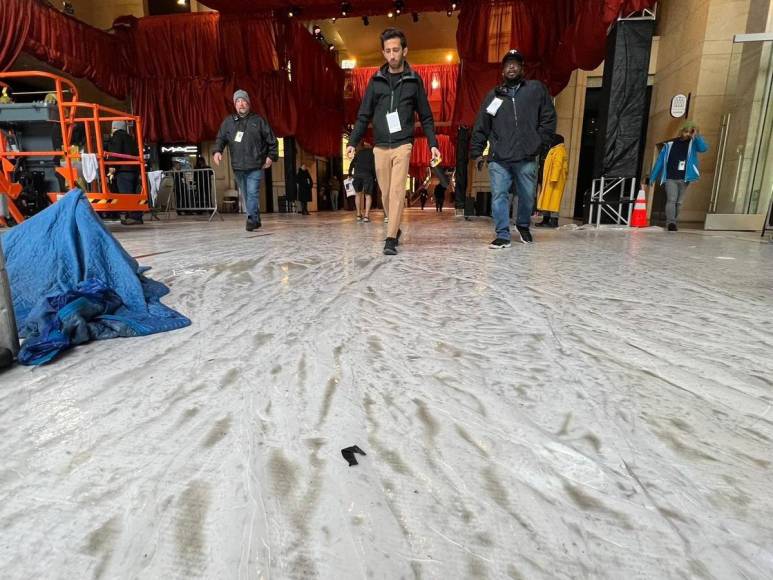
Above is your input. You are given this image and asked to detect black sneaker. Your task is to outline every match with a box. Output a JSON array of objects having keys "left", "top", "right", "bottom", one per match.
[
  {"left": 534, "top": 215, "right": 551, "bottom": 228},
  {"left": 246, "top": 219, "right": 258, "bottom": 232},
  {"left": 383, "top": 237, "right": 398, "bottom": 255},
  {"left": 396, "top": 229, "right": 402, "bottom": 245},
  {"left": 549, "top": 217, "right": 559, "bottom": 228},
  {"left": 668, "top": 223, "right": 677, "bottom": 232},
  {"left": 516, "top": 226, "right": 533, "bottom": 244},
  {"left": 489, "top": 238, "right": 512, "bottom": 249}
]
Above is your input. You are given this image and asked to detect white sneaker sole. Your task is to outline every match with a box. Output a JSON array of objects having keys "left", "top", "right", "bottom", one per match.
[{"left": 489, "top": 242, "right": 512, "bottom": 249}]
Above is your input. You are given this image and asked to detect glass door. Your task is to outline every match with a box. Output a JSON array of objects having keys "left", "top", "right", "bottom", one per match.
[{"left": 707, "top": 35, "right": 773, "bottom": 230}]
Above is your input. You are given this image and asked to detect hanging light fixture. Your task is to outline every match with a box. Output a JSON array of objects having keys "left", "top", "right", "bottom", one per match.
[
  {"left": 394, "top": 1, "right": 405, "bottom": 16},
  {"left": 340, "top": 2, "right": 352, "bottom": 17},
  {"left": 288, "top": 5, "right": 301, "bottom": 18}
]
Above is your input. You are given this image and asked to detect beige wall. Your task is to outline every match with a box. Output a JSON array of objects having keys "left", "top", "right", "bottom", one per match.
[{"left": 643, "top": 0, "right": 753, "bottom": 223}]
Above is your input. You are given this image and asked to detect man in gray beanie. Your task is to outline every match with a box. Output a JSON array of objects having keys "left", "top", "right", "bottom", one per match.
[{"left": 213, "top": 89, "right": 279, "bottom": 231}]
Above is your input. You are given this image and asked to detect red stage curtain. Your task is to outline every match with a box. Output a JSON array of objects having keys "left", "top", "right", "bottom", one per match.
[
  {"left": 20, "top": 0, "right": 128, "bottom": 98},
  {"left": 0, "top": 0, "right": 32, "bottom": 72},
  {"left": 411, "top": 134, "right": 455, "bottom": 169},
  {"left": 453, "top": 0, "right": 657, "bottom": 127},
  {"left": 288, "top": 22, "right": 344, "bottom": 157}
]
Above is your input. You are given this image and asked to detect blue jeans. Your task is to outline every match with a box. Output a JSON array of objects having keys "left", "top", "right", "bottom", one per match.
[
  {"left": 234, "top": 169, "right": 263, "bottom": 222},
  {"left": 489, "top": 160, "right": 538, "bottom": 241}
]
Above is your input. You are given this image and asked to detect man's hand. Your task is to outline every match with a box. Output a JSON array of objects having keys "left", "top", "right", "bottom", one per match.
[
  {"left": 108, "top": 167, "right": 116, "bottom": 175},
  {"left": 346, "top": 146, "right": 356, "bottom": 160},
  {"left": 263, "top": 157, "right": 273, "bottom": 169},
  {"left": 431, "top": 147, "right": 442, "bottom": 164},
  {"left": 213, "top": 152, "right": 222, "bottom": 166},
  {"left": 475, "top": 156, "right": 485, "bottom": 172}
]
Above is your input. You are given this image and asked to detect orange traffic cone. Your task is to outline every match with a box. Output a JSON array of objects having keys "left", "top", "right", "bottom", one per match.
[{"left": 630, "top": 188, "right": 648, "bottom": 228}]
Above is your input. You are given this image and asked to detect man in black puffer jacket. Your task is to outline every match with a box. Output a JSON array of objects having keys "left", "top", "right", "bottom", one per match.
[
  {"left": 471, "top": 50, "right": 556, "bottom": 248},
  {"left": 213, "top": 90, "right": 278, "bottom": 231}
]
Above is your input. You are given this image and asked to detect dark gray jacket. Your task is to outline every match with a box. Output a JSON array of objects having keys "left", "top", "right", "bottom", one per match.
[
  {"left": 214, "top": 112, "right": 278, "bottom": 171},
  {"left": 471, "top": 80, "right": 556, "bottom": 163},
  {"left": 348, "top": 62, "right": 438, "bottom": 150}
]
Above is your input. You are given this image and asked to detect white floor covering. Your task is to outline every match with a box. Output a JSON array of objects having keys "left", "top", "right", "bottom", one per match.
[{"left": 1, "top": 210, "right": 772, "bottom": 580}]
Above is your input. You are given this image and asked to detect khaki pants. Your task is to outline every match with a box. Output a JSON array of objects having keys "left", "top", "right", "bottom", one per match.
[{"left": 374, "top": 143, "right": 412, "bottom": 239}]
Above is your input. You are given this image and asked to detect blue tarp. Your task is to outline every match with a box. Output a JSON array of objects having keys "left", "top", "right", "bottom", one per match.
[{"left": 1, "top": 190, "right": 191, "bottom": 365}]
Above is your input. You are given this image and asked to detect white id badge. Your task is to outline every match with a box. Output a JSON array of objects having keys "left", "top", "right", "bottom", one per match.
[
  {"left": 386, "top": 111, "right": 402, "bottom": 134},
  {"left": 234, "top": 131, "right": 244, "bottom": 143},
  {"left": 678, "top": 160, "right": 686, "bottom": 171},
  {"left": 486, "top": 98, "right": 504, "bottom": 116}
]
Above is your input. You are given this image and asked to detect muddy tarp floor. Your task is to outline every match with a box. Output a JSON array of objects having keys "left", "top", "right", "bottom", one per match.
[{"left": 1, "top": 210, "right": 772, "bottom": 579}]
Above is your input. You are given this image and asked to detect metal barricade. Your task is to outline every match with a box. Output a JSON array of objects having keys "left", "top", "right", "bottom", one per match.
[
  {"left": 163, "top": 168, "right": 220, "bottom": 222},
  {"left": 588, "top": 176, "right": 637, "bottom": 227}
]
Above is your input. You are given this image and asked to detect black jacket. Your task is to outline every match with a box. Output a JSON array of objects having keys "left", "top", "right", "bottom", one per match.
[
  {"left": 296, "top": 168, "right": 313, "bottom": 202},
  {"left": 214, "top": 112, "right": 278, "bottom": 171},
  {"left": 351, "top": 148, "right": 376, "bottom": 178},
  {"left": 105, "top": 129, "right": 138, "bottom": 174},
  {"left": 348, "top": 62, "right": 438, "bottom": 150},
  {"left": 470, "top": 80, "right": 557, "bottom": 163}
]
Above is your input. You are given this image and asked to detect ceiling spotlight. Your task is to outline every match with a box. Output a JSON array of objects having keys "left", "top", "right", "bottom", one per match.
[
  {"left": 329, "top": 44, "right": 336, "bottom": 52},
  {"left": 313, "top": 24, "right": 322, "bottom": 36},
  {"left": 331, "top": 17, "right": 337, "bottom": 22},
  {"left": 394, "top": 1, "right": 404, "bottom": 16},
  {"left": 176, "top": 0, "right": 186, "bottom": 5},
  {"left": 340, "top": 2, "right": 352, "bottom": 17},
  {"left": 288, "top": 6, "right": 300, "bottom": 18},
  {"left": 62, "top": 1, "right": 75, "bottom": 14},
  {"left": 447, "top": 9, "right": 453, "bottom": 17},
  {"left": 451, "top": 1, "right": 458, "bottom": 9},
  {"left": 412, "top": 12, "right": 419, "bottom": 23},
  {"left": 388, "top": 11, "right": 394, "bottom": 18},
  {"left": 362, "top": 16, "right": 370, "bottom": 26}
]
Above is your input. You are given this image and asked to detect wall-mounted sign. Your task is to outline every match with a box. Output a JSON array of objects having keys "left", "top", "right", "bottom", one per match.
[
  {"left": 161, "top": 145, "right": 197, "bottom": 154},
  {"left": 670, "top": 94, "right": 688, "bottom": 118}
]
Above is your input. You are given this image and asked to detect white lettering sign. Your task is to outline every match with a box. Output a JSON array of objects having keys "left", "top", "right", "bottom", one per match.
[
  {"left": 161, "top": 146, "right": 197, "bottom": 154},
  {"left": 670, "top": 94, "right": 688, "bottom": 118}
]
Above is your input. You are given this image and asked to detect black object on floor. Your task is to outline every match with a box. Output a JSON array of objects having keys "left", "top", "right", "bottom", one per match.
[
  {"left": 341, "top": 445, "right": 367, "bottom": 466},
  {"left": 0, "top": 347, "right": 13, "bottom": 370}
]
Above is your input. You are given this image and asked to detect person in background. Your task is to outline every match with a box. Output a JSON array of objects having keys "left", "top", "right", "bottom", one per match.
[
  {"left": 419, "top": 186, "right": 429, "bottom": 210},
  {"left": 351, "top": 143, "right": 376, "bottom": 222},
  {"left": 213, "top": 89, "right": 278, "bottom": 231},
  {"left": 471, "top": 49, "right": 557, "bottom": 248},
  {"left": 434, "top": 180, "right": 446, "bottom": 213},
  {"left": 535, "top": 134, "right": 568, "bottom": 228},
  {"left": 346, "top": 27, "right": 441, "bottom": 255},
  {"left": 329, "top": 175, "right": 341, "bottom": 211},
  {"left": 105, "top": 121, "right": 143, "bottom": 226},
  {"left": 646, "top": 120, "right": 708, "bottom": 232},
  {"left": 297, "top": 163, "right": 313, "bottom": 216}
]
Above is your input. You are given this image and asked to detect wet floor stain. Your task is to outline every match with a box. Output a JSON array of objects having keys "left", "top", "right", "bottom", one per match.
[
  {"left": 455, "top": 424, "right": 489, "bottom": 457},
  {"left": 317, "top": 376, "right": 338, "bottom": 426},
  {"left": 84, "top": 516, "right": 119, "bottom": 580},
  {"left": 562, "top": 481, "right": 632, "bottom": 529},
  {"left": 202, "top": 416, "right": 231, "bottom": 448},
  {"left": 219, "top": 368, "right": 240, "bottom": 390},
  {"left": 175, "top": 481, "right": 210, "bottom": 576},
  {"left": 253, "top": 332, "right": 274, "bottom": 348},
  {"left": 269, "top": 449, "right": 298, "bottom": 499}
]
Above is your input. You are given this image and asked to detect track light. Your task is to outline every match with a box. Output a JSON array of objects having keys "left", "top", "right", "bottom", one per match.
[
  {"left": 176, "top": 0, "right": 186, "bottom": 5},
  {"left": 313, "top": 24, "right": 322, "bottom": 37},
  {"left": 288, "top": 6, "right": 300, "bottom": 18},
  {"left": 62, "top": 1, "right": 75, "bottom": 14},
  {"left": 331, "top": 17, "right": 337, "bottom": 23},
  {"left": 394, "top": 1, "right": 404, "bottom": 16},
  {"left": 340, "top": 2, "right": 352, "bottom": 17},
  {"left": 329, "top": 44, "right": 336, "bottom": 52},
  {"left": 362, "top": 16, "right": 370, "bottom": 26},
  {"left": 412, "top": 12, "right": 419, "bottom": 23},
  {"left": 388, "top": 11, "right": 394, "bottom": 18},
  {"left": 447, "top": 9, "right": 453, "bottom": 17}
]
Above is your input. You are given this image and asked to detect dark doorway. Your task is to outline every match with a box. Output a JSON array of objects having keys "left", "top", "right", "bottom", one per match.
[{"left": 574, "top": 85, "right": 652, "bottom": 221}]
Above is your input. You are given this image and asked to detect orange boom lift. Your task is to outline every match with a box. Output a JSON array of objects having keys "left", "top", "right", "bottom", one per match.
[{"left": 0, "top": 71, "right": 148, "bottom": 226}]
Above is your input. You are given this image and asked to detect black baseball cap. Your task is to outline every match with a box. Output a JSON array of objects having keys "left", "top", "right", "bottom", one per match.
[{"left": 502, "top": 49, "right": 524, "bottom": 66}]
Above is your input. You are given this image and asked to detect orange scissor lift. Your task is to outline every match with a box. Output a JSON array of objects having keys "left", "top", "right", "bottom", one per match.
[{"left": 0, "top": 72, "right": 149, "bottom": 226}]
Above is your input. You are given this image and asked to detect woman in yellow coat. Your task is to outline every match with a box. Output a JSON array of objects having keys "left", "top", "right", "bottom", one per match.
[{"left": 536, "top": 134, "right": 568, "bottom": 227}]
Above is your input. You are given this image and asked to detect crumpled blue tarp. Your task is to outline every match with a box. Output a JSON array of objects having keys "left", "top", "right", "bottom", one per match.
[{"left": 1, "top": 189, "right": 191, "bottom": 365}]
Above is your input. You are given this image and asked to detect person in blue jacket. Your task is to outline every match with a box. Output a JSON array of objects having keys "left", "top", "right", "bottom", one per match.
[{"left": 645, "top": 120, "right": 708, "bottom": 231}]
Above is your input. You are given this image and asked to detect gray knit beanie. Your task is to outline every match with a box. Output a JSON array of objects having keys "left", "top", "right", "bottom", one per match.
[
  {"left": 111, "top": 121, "right": 127, "bottom": 133},
  {"left": 233, "top": 89, "right": 250, "bottom": 104}
]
